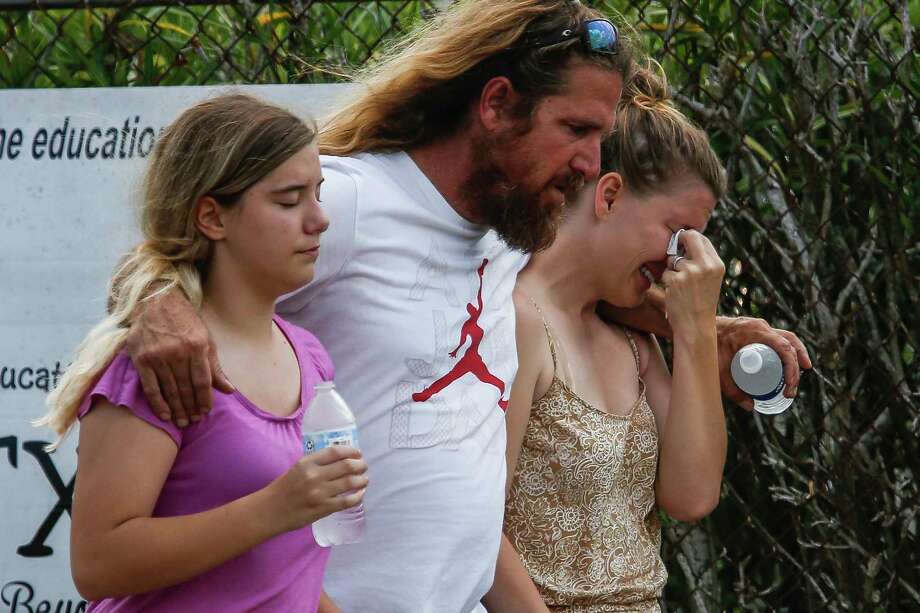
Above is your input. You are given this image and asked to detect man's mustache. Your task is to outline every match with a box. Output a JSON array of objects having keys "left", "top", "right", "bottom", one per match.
[{"left": 564, "top": 174, "right": 585, "bottom": 203}]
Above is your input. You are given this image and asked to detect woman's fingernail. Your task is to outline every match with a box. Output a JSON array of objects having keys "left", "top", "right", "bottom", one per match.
[{"left": 177, "top": 418, "right": 189, "bottom": 428}]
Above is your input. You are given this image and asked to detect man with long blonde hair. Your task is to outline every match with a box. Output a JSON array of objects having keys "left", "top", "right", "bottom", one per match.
[{"left": 125, "top": 1, "right": 810, "bottom": 611}]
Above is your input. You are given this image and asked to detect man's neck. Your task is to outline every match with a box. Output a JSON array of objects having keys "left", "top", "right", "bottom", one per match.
[{"left": 408, "top": 132, "right": 480, "bottom": 223}]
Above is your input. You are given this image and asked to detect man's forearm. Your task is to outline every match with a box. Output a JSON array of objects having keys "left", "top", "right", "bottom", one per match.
[
  {"left": 597, "top": 286, "right": 671, "bottom": 338},
  {"left": 107, "top": 249, "right": 170, "bottom": 317}
]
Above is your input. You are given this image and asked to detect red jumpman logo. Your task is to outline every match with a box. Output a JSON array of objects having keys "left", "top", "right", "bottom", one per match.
[{"left": 413, "top": 258, "right": 509, "bottom": 411}]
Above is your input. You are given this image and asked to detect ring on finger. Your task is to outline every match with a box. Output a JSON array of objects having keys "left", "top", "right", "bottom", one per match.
[{"left": 670, "top": 255, "right": 686, "bottom": 271}]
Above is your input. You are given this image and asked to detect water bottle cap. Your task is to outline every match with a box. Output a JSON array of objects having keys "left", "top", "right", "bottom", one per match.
[{"left": 739, "top": 348, "right": 763, "bottom": 374}]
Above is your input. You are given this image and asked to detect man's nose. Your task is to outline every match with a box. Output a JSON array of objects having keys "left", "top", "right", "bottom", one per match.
[{"left": 571, "top": 141, "right": 601, "bottom": 180}]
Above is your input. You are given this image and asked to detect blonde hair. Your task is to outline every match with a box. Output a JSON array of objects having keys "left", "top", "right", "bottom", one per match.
[
  {"left": 37, "top": 93, "right": 317, "bottom": 447},
  {"left": 320, "top": 0, "right": 634, "bottom": 156},
  {"left": 602, "top": 60, "right": 726, "bottom": 199}
]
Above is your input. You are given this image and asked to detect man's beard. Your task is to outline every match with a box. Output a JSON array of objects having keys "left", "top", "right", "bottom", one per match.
[{"left": 459, "top": 133, "right": 583, "bottom": 254}]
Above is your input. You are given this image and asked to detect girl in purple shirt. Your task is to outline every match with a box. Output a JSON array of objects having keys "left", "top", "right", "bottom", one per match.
[{"left": 38, "top": 94, "right": 367, "bottom": 612}]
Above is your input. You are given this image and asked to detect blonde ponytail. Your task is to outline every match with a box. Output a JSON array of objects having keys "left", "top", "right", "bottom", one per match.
[{"left": 36, "top": 248, "right": 201, "bottom": 447}]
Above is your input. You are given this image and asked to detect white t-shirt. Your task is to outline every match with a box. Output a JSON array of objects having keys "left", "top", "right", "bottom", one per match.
[{"left": 277, "top": 151, "right": 527, "bottom": 613}]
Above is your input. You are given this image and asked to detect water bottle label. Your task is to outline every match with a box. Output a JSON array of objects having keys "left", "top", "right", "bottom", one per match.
[
  {"left": 304, "top": 426, "right": 358, "bottom": 454},
  {"left": 750, "top": 376, "right": 785, "bottom": 401}
]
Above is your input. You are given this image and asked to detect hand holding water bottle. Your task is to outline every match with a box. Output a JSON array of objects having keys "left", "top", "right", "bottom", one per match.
[
  {"left": 714, "top": 317, "right": 812, "bottom": 410},
  {"left": 264, "top": 444, "right": 367, "bottom": 535},
  {"left": 660, "top": 230, "right": 812, "bottom": 410},
  {"left": 303, "top": 382, "right": 367, "bottom": 546}
]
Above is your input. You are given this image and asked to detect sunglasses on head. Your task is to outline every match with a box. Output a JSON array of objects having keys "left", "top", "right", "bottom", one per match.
[{"left": 516, "top": 18, "right": 620, "bottom": 56}]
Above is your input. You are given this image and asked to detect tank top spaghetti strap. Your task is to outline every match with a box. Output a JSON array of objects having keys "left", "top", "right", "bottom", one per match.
[{"left": 525, "top": 295, "right": 644, "bottom": 415}]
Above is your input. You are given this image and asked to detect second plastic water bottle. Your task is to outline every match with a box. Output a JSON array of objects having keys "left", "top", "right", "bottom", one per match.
[
  {"left": 302, "top": 381, "right": 366, "bottom": 546},
  {"left": 730, "top": 343, "right": 794, "bottom": 415}
]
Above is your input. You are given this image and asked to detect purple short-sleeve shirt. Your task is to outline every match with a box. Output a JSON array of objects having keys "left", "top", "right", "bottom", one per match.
[{"left": 77, "top": 316, "right": 333, "bottom": 612}]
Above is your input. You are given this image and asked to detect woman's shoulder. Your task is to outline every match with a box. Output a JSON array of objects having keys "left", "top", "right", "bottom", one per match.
[
  {"left": 511, "top": 287, "right": 556, "bottom": 398},
  {"left": 596, "top": 320, "right": 656, "bottom": 377},
  {"left": 512, "top": 287, "right": 552, "bottom": 356},
  {"left": 512, "top": 286, "right": 546, "bottom": 332},
  {"left": 623, "top": 328, "right": 657, "bottom": 377}
]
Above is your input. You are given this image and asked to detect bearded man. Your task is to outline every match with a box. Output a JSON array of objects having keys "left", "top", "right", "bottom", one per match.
[{"left": 124, "top": 2, "right": 810, "bottom": 611}]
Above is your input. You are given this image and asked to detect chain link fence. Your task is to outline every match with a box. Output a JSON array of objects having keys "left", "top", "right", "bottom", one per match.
[
  {"left": 2, "top": 0, "right": 917, "bottom": 611},
  {"left": 0, "top": 1, "right": 448, "bottom": 86}
]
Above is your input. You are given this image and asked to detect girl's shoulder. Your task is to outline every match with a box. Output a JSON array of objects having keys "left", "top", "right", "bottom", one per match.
[
  {"left": 274, "top": 315, "right": 335, "bottom": 382},
  {"left": 78, "top": 351, "right": 182, "bottom": 446}
]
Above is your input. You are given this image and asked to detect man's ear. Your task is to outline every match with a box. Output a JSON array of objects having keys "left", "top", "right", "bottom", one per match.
[
  {"left": 195, "top": 196, "right": 227, "bottom": 241},
  {"left": 479, "top": 76, "right": 519, "bottom": 132},
  {"left": 594, "top": 172, "right": 624, "bottom": 218}
]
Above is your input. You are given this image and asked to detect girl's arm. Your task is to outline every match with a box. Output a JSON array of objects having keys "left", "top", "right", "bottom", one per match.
[
  {"left": 71, "top": 402, "right": 366, "bottom": 601},
  {"left": 642, "top": 230, "right": 727, "bottom": 522},
  {"left": 482, "top": 292, "right": 551, "bottom": 613}
]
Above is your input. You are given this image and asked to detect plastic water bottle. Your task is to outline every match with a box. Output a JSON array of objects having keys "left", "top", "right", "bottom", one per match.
[
  {"left": 730, "top": 343, "right": 794, "bottom": 415},
  {"left": 302, "top": 382, "right": 365, "bottom": 546}
]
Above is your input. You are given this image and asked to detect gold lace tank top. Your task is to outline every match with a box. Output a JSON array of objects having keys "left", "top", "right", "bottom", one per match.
[{"left": 504, "top": 303, "right": 667, "bottom": 612}]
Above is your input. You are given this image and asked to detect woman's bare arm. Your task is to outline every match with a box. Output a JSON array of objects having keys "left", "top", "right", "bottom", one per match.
[{"left": 483, "top": 292, "right": 551, "bottom": 613}]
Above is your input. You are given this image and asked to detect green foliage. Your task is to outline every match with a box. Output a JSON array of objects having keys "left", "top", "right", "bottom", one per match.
[
  {"left": 588, "top": 1, "right": 919, "bottom": 611},
  {"left": 0, "top": 2, "right": 434, "bottom": 87}
]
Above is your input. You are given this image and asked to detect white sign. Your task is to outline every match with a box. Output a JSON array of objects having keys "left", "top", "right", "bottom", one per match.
[{"left": 0, "top": 83, "right": 350, "bottom": 611}]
